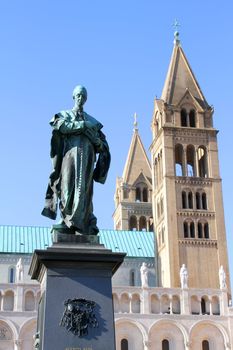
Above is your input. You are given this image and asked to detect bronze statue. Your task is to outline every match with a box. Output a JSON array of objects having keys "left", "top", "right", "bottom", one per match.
[{"left": 42, "top": 86, "right": 110, "bottom": 235}]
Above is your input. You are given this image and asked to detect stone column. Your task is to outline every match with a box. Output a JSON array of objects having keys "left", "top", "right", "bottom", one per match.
[
  {"left": 144, "top": 340, "right": 152, "bottom": 350},
  {"left": 14, "top": 340, "right": 22, "bottom": 350},
  {"left": 183, "top": 146, "right": 187, "bottom": 176},
  {"left": 129, "top": 294, "right": 132, "bottom": 313}
]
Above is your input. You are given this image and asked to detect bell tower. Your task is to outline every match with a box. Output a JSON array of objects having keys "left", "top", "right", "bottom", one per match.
[
  {"left": 113, "top": 115, "right": 153, "bottom": 232},
  {"left": 151, "top": 32, "right": 230, "bottom": 289}
]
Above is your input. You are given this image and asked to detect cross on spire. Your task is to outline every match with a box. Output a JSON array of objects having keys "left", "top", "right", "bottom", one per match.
[
  {"left": 172, "top": 19, "right": 181, "bottom": 46},
  {"left": 133, "top": 112, "right": 138, "bottom": 131}
]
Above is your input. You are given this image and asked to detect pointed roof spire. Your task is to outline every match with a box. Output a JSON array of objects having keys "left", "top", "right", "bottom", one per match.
[
  {"left": 122, "top": 119, "right": 151, "bottom": 185},
  {"left": 161, "top": 29, "right": 209, "bottom": 108},
  {"left": 133, "top": 112, "right": 138, "bottom": 132}
]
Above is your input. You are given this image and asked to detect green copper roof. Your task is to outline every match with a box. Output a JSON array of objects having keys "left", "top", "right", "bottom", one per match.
[{"left": 0, "top": 226, "right": 155, "bottom": 258}]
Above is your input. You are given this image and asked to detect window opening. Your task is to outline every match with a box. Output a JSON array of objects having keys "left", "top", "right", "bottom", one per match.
[
  {"left": 130, "top": 271, "right": 135, "bottom": 286},
  {"left": 202, "top": 340, "right": 209, "bottom": 350},
  {"left": 182, "top": 191, "right": 187, "bottom": 209},
  {"left": 204, "top": 223, "right": 209, "bottom": 239},
  {"left": 162, "top": 339, "right": 170, "bottom": 350},
  {"left": 142, "top": 188, "right": 148, "bottom": 202},
  {"left": 188, "top": 192, "right": 193, "bottom": 208},
  {"left": 201, "top": 298, "right": 206, "bottom": 314},
  {"left": 175, "top": 144, "right": 183, "bottom": 176},
  {"left": 202, "top": 193, "right": 207, "bottom": 210},
  {"left": 187, "top": 145, "right": 195, "bottom": 177},
  {"left": 121, "top": 339, "right": 129, "bottom": 350},
  {"left": 198, "top": 222, "right": 203, "bottom": 238},
  {"left": 198, "top": 147, "right": 208, "bottom": 177},
  {"left": 196, "top": 192, "right": 201, "bottom": 209},
  {"left": 129, "top": 216, "right": 137, "bottom": 231},
  {"left": 181, "top": 109, "right": 187, "bottom": 127},
  {"left": 189, "top": 109, "right": 196, "bottom": 127},
  {"left": 136, "top": 187, "right": 141, "bottom": 201},
  {"left": 184, "top": 222, "right": 188, "bottom": 238},
  {"left": 190, "top": 222, "right": 195, "bottom": 238}
]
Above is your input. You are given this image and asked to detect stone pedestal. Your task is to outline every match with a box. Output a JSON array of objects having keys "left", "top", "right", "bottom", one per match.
[{"left": 29, "top": 235, "right": 125, "bottom": 350}]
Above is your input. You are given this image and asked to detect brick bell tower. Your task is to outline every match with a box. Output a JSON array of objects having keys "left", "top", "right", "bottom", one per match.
[{"left": 150, "top": 31, "right": 230, "bottom": 289}]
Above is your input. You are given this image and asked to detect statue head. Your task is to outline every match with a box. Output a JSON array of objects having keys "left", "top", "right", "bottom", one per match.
[{"left": 72, "top": 85, "right": 87, "bottom": 109}]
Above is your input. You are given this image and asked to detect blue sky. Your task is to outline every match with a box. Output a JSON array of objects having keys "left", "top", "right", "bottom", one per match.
[{"left": 0, "top": 1, "right": 233, "bottom": 286}]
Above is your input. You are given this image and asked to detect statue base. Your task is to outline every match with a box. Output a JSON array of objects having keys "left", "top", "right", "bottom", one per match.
[{"left": 29, "top": 236, "right": 125, "bottom": 350}]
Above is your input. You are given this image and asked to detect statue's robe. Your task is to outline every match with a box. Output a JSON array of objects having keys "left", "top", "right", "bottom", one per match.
[{"left": 41, "top": 110, "right": 110, "bottom": 235}]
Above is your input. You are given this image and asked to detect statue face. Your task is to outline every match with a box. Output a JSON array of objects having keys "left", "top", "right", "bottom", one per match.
[{"left": 73, "top": 86, "right": 87, "bottom": 108}]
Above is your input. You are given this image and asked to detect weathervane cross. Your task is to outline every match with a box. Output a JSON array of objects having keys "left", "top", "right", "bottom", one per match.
[{"left": 173, "top": 19, "right": 180, "bottom": 32}]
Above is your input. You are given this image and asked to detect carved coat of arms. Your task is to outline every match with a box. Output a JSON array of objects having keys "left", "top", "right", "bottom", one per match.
[{"left": 60, "top": 298, "right": 98, "bottom": 337}]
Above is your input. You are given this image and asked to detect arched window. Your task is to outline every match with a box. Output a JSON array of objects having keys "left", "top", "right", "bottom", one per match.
[
  {"left": 142, "top": 188, "right": 148, "bottom": 202},
  {"left": 139, "top": 216, "right": 147, "bottom": 231},
  {"left": 198, "top": 146, "right": 208, "bottom": 177},
  {"left": 202, "top": 193, "right": 207, "bottom": 210},
  {"left": 201, "top": 298, "right": 206, "bottom": 314},
  {"left": 196, "top": 192, "right": 201, "bottom": 209},
  {"left": 175, "top": 144, "right": 183, "bottom": 176},
  {"left": 24, "top": 291, "right": 35, "bottom": 311},
  {"left": 202, "top": 340, "right": 210, "bottom": 350},
  {"left": 8, "top": 266, "right": 15, "bottom": 283},
  {"left": 198, "top": 222, "right": 203, "bottom": 238},
  {"left": 189, "top": 109, "right": 196, "bottom": 127},
  {"left": 121, "top": 339, "right": 128, "bottom": 350},
  {"left": 129, "top": 215, "right": 137, "bottom": 231},
  {"left": 3, "top": 290, "right": 14, "bottom": 311},
  {"left": 181, "top": 109, "right": 187, "bottom": 127},
  {"left": 184, "top": 221, "right": 188, "bottom": 238},
  {"left": 130, "top": 270, "right": 135, "bottom": 286},
  {"left": 182, "top": 191, "right": 187, "bottom": 209},
  {"left": 190, "top": 222, "right": 195, "bottom": 238},
  {"left": 162, "top": 339, "right": 170, "bottom": 350},
  {"left": 136, "top": 187, "right": 141, "bottom": 201},
  {"left": 204, "top": 223, "right": 209, "bottom": 239},
  {"left": 187, "top": 145, "right": 195, "bottom": 177},
  {"left": 188, "top": 192, "right": 193, "bottom": 208}
]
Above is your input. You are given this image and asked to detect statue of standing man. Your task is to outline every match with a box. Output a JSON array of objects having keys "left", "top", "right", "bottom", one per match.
[{"left": 42, "top": 86, "right": 111, "bottom": 235}]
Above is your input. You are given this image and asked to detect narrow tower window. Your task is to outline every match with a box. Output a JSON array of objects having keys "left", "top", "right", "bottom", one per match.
[
  {"left": 188, "top": 192, "right": 193, "bottom": 209},
  {"left": 181, "top": 109, "right": 187, "bottom": 127},
  {"left": 189, "top": 109, "right": 196, "bottom": 127},
  {"left": 198, "top": 146, "right": 208, "bottom": 177},
  {"left": 175, "top": 144, "right": 184, "bottom": 176},
  {"left": 142, "top": 187, "right": 148, "bottom": 202},
  {"left": 202, "top": 193, "right": 207, "bottom": 210},
  {"left": 129, "top": 215, "right": 137, "bottom": 231},
  {"left": 187, "top": 145, "right": 195, "bottom": 177},
  {"left": 184, "top": 221, "right": 188, "bottom": 238},
  {"left": 196, "top": 192, "right": 201, "bottom": 209},
  {"left": 190, "top": 221, "right": 195, "bottom": 238},
  {"left": 139, "top": 216, "right": 147, "bottom": 231},
  {"left": 198, "top": 222, "right": 203, "bottom": 238},
  {"left": 136, "top": 187, "right": 141, "bottom": 201},
  {"left": 204, "top": 223, "right": 209, "bottom": 239},
  {"left": 182, "top": 191, "right": 187, "bottom": 209}
]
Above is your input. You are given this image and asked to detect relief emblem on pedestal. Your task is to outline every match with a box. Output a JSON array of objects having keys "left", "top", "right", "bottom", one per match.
[{"left": 60, "top": 298, "right": 98, "bottom": 337}]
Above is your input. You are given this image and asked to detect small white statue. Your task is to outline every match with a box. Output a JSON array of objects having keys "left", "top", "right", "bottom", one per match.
[
  {"left": 180, "top": 264, "right": 188, "bottom": 289},
  {"left": 16, "top": 258, "right": 24, "bottom": 282},
  {"left": 219, "top": 265, "right": 227, "bottom": 289},
  {"left": 140, "top": 262, "right": 149, "bottom": 288}
]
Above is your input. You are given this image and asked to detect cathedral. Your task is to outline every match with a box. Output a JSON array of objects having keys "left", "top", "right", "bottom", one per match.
[{"left": 0, "top": 32, "right": 232, "bottom": 350}]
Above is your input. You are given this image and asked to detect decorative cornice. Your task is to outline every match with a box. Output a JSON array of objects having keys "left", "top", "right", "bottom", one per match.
[
  {"left": 177, "top": 211, "right": 215, "bottom": 218},
  {"left": 179, "top": 239, "right": 218, "bottom": 247}
]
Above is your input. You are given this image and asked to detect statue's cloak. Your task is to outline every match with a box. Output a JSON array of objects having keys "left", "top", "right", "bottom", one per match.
[{"left": 41, "top": 110, "right": 110, "bottom": 234}]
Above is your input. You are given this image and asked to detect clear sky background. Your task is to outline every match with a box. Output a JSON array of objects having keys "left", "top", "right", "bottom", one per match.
[{"left": 0, "top": 1, "right": 232, "bottom": 287}]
